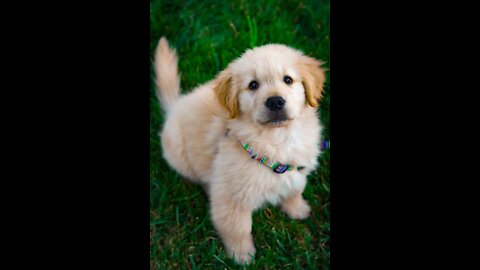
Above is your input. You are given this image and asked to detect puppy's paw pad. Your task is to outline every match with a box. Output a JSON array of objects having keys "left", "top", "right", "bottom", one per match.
[{"left": 282, "top": 199, "right": 311, "bottom": 220}]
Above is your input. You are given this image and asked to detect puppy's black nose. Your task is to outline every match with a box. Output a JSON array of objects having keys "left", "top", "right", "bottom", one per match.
[{"left": 265, "top": 96, "right": 286, "bottom": 111}]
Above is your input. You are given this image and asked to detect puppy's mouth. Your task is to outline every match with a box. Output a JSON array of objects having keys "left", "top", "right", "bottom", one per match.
[
  {"left": 266, "top": 119, "right": 291, "bottom": 127},
  {"left": 262, "top": 111, "right": 291, "bottom": 127}
]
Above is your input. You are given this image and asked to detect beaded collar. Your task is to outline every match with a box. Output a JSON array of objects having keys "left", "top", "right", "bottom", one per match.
[{"left": 238, "top": 139, "right": 329, "bottom": 174}]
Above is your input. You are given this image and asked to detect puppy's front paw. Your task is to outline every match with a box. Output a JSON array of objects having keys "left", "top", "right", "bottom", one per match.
[
  {"left": 282, "top": 197, "right": 311, "bottom": 220},
  {"left": 226, "top": 237, "right": 256, "bottom": 265}
]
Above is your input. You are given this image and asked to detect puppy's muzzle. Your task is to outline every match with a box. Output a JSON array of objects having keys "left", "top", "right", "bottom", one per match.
[{"left": 265, "top": 96, "right": 288, "bottom": 124}]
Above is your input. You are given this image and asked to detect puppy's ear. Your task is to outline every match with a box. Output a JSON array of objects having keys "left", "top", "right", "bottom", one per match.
[
  {"left": 297, "top": 56, "right": 326, "bottom": 107},
  {"left": 213, "top": 69, "right": 239, "bottom": 118}
]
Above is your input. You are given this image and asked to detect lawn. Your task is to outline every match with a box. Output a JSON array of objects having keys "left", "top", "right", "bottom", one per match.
[{"left": 150, "top": 0, "right": 330, "bottom": 269}]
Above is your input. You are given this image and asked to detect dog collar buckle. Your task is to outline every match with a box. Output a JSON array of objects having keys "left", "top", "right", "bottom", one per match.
[{"left": 273, "top": 164, "right": 288, "bottom": 174}]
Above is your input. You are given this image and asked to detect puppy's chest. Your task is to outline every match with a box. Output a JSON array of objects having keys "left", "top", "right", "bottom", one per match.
[
  {"left": 244, "top": 165, "right": 306, "bottom": 207},
  {"left": 237, "top": 142, "right": 313, "bottom": 206},
  {"left": 265, "top": 168, "right": 305, "bottom": 192},
  {"left": 257, "top": 136, "right": 318, "bottom": 169}
]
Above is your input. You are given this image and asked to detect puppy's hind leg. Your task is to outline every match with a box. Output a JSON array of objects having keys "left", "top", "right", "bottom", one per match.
[
  {"left": 160, "top": 119, "right": 198, "bottom": 182},
  {"left": 281, "top": 191, "right": 311, "bottom": 220}
]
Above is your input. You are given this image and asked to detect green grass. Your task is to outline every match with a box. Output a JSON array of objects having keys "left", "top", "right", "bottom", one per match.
[{"left": 150, "top": 0, "right": 330, "bottom": 269}]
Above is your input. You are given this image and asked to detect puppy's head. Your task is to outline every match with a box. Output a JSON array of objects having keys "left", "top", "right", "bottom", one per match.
[{"left": 213, "top": 44, "right": 325, "bottom": 127}]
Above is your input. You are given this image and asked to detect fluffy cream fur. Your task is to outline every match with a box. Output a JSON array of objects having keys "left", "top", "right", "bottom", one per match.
[{"left": 154, "top": 37, "right": 326, "bottom": 264}]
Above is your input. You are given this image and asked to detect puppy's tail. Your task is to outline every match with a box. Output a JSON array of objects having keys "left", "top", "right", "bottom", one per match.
[{"left": 154, "top": 37, "right": 180, "bottom": 112}]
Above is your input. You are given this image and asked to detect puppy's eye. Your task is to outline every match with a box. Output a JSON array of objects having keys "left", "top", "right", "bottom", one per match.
[
  {"left": 283, "top": 76, "right": 293, "bottom": 85},
  {"left": 248, "top": 80, "right": 259, "bottom": 90}
]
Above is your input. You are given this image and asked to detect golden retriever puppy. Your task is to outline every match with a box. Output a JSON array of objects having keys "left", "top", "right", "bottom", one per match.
[{"left": 154, "top": 37, "right": 326, "bottom": 264}]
